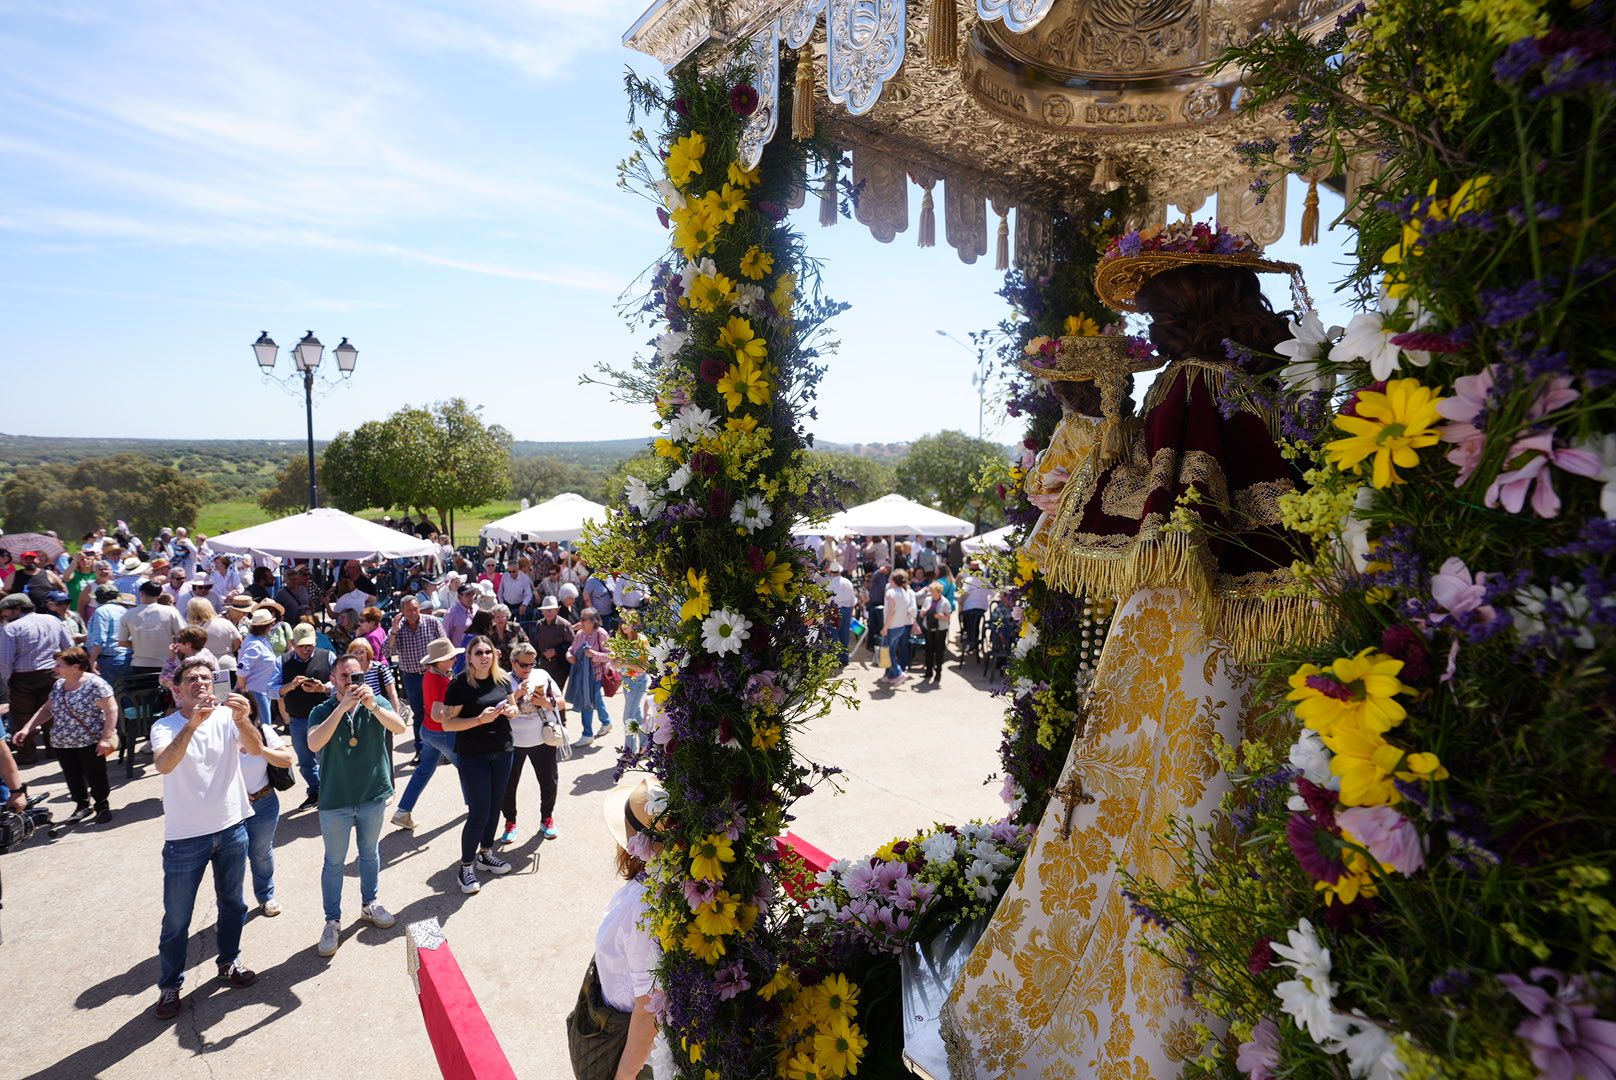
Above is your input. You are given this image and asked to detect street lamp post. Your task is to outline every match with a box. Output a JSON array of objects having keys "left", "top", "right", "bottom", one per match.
[
  {"left": 254, "top": 331, "right": 360, "bottom": 509},
  {"left": 936, "top": 329, "right": 989, "bottom": 441}
]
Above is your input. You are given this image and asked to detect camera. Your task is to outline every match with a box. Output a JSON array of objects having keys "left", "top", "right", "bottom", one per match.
[{"left": 0, "top": 794, "right": 52, "bottom": 854}]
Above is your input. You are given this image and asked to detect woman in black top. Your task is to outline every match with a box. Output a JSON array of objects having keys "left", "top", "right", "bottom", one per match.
[{"left": 438, "top": 634, "right": 518, "bottom": 894}]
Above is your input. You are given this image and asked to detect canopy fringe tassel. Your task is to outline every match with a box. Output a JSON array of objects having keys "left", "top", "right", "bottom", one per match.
[
  {"left": 928, "top": 0, "right": 959, "bottom": 67},
  {"left": 792, "top": 52, "right": 815, "bottom": 140}
]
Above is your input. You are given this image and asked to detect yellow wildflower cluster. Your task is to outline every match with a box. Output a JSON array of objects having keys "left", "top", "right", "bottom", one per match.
[
  {"left": 1454, "top": 0, "right": 1547, "bottom": 44},
  {"left": 1287, "top": 648, "right": 1448, "bottom": 807},
  {"left": 772, "top": 971, "right": 867, "bottom": 1080},
  {"left": 1326, "top": 379, "right": 1448, "bottom": 488},
  {"left": 1277, "top": 466, "right": 1359, "bottom": 544}
]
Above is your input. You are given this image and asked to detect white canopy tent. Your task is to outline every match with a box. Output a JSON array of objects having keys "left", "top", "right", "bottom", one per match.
[
  {"left": 961, "top": 525, "right": 1016, "bottom": 554},
  {"left": 479, "top": 492, "right": 608, "bottom": 544},
  {"left": 208, "top": 508, "right": 439, "bottom": 561},
  {"left": 814, "top": 494, "right": 975, "bottom": 538}
]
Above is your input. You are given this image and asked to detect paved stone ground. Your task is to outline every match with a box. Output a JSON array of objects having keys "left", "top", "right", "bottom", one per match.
[{"left": 3, "top": 640, "right": 1004, "bottom": 1080}]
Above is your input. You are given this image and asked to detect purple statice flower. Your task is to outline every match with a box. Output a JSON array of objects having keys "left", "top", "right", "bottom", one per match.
[
  {"left": 713, "top": 960, "right": 752, "bottom": 1000},
  {"left": 1117, "top": 230, "right": 1143, "bottom": 258},
  {"left": 1480, "top": 279, "right": 1556, "bottom": 327},
  {"left": 1429, "top": 968, "right": 1475, "bottom": 996},
  {"left": 1234, "top": 137, "right": 1279, "bottom": 169},
  {"left": 1120, "top": 888, "right": 1173, "bottom": 930},
  {"left": 1498, "top": 968, "right": 1616, "bottom": 1078},
  {"left": 1336, "top": 1, "right": 1367, "bottom": 29},
  {"left": 1547, "top": 519, "right": 1616, "bottom": 559}
]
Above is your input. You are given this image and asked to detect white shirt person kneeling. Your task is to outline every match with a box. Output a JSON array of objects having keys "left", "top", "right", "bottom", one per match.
[{"left": 150, "top": 656, "right": 269, "bottom": 1022}]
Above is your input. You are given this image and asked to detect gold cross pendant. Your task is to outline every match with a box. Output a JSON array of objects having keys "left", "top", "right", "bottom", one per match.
[{"left": 1053, "top": 771, "right": 1095, "bottom": 841}]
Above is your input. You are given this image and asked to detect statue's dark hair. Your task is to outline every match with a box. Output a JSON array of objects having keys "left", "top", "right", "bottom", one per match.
[{"left": 1134, "top": 265, "right": 1292, "bottom": 367}]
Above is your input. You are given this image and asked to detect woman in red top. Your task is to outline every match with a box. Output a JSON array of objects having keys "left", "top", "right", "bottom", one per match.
[{"left": 390, "top": 637, "right": 461, "bottom": 830}]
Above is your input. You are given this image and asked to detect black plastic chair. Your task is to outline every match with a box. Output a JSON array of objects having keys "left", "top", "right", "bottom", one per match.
[{"left": 117, "top": 675, "right": 166, "bottom": 778}]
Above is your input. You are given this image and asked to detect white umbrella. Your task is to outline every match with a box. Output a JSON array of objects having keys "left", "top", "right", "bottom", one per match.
[
  {"left": 818, "top": 494, "right": 975, "bottom": 538},
  {"left": 961, "top": 524, "right": 1016, "bottom": 553},
  {"left": 480, "top": 492, "right": 607, "bottom": 544},
  {"left": 209, "top": 508, "right": 439, "bottom": 561}
]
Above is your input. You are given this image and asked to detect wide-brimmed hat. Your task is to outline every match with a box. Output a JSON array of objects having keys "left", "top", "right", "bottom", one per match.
[
  {"left": 828, "top": 562, "right": 843, "bottom": 573},
  {"left": 120, "top": 556, "right": 147, "bottom": 573},
  {"left": 290, "top": 624, "right": 317, "bottom": 646},
  {"left": 248, "top": 609, "right": 278, "bottom": 629},
  {"left": 604, "top": 771, "right": 664, "bottom": 853},
  {"left": 93, "top": 583, "right": 123, "bottom": 603},
  {"left": 255, "top": 598, "right": 285, "bottom": 619},
  {"left": 1093, "top": 223, "right": 1300, "bottom": 313},
  {"left": 227, "top": 594, "right": 256, "bottom": 612},
  {"left": 538, "top": 595, "right": 559, "bottom": 611},
  {"left": 422, "top": 637, "right": 464, "bottom": 667}
]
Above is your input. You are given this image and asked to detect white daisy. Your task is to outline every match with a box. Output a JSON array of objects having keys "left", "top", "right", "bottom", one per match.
[
  {"left": 653, "top": 178, "right": 686, "bottom": 211},
  {"left": 680, "top": 257, "right": 718, "bottom": 283},
  {"left": 654, "top": 330, "right": 688, "bottom": 360},
  {"left": 919, "top": 830, "right": 958, "bottom": 865},
  {"left": 1331, "top": 1014, "right": 1407, "bottom": 1079},
  {"left": 730, "top": 495, "right": 773, "bottom": 533},
  {"left": 964, "top": 858, "right": 997, "bottom": 900},
  {"left": 1012, "top": 623, "right": 1039, "bottom": 659},
  {"left": 1581, "top": 432, "right": 1616, "bottom": 519},
  {"left": 644, "top": 782, "right": 668, "bottom": 818},
  {"left": 1274, "top": 309, "right": 1341, "bottom": 394},
  {"left": 670, "top": 403, "right": 717, "bottom": 443},
  {"left": 1273, "top": 919, "right": 1345, "bottom": 1045},
  {"left": 1336, "top": 485, "right": 1376, "bottom": 572},
  {"left": 666, "top": 464, "right": 692, "bottom": 493},
  {"left": 733, "top": 282, "right": 766, "bottom": 315},
  {"left": 1285, "top": 730, "right": 1340, "bottom": 810},
  {"left": 1329, "top": 311, "right": 1404, "bottom": 381},
  {"left": 700, "top": 609, "right": 752, "bottom": 654},
  {"left": 624, "top": 475, "right": 654, "bottom": 516},
  {"left": 1513, "top": 582, "right": 1596, "bottom": 649}
]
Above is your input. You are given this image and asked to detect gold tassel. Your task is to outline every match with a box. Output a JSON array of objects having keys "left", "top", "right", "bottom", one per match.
[
  {"left": 995, "top": 208, "right": 1010, "bottom": 270},
  {"left": 792, "top": 52, "right": 815, "bottom": 140},
  {"left": 928, "top": 0, "right": 958, "bottom": 67},
  {"left": 819, "top": 155, "right": 837, "bottom": 227},
  {"left": 1300, "top": 177, "right": 1320, "bottom": 246},
  {"left": 918, "top": 184, "right": 936, "bottom": 247}
]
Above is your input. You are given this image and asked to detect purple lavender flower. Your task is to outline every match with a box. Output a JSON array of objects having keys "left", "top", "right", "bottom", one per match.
[
  {"left": 1429, "top": 968, "right": 1474, "bottom": 996},
  {"left": 1480, "top": 279, "right": 1556, "bottom": 327},
  {"left": 1117, "top": 231, "right": 1143, "bottom": 258}
]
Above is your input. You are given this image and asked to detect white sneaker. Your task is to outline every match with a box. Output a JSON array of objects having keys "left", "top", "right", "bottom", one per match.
[
  {"left": 571, "top": 735, "right": 592, "bottom": 747},
  {"left": 891, "top": 673, "right": 908, "bottom": 684},
  {"left": 595, "top": 722, "right": 613, "bottom": 738},
  {"left": 391, "top": 810, "right": 415, "bottom": 830},
  {"left": 361, "top": 902, "right": 396, "bottom": 929},
  {"left": 318, "top": 919, "right": 341, "bottom": 957},
  {"left": 260, "top": 899, "right": 282, "bottom": 918}
]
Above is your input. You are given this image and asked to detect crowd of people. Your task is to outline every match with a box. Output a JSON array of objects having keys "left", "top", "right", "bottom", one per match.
[{"left": 0, "top": 518, "right": 1010, "bottom": 1035}]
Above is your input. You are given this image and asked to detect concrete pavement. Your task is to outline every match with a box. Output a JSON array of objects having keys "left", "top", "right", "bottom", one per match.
[{"left": 3, "top": 643, "right": 1005, "bottom": 1080}]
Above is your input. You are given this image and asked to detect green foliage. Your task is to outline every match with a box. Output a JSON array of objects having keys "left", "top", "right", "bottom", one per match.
[
  {"left": 894, "top": 430, "right": 1006, "bottom": 526},
  {"left": 599, "top": 450, "right": 667, "bottom": 508},
  {"left": 508, "top": 454, "right": 592, "bottom": 503},
  {"left": 258, "top": 454, "right": 320, "bottom": 514},
  {"left": 803, "top": 449, "right": 896, "bottom": 508},
  {"left": 1, "top": 453, "right": 208, "bottom": 538}
]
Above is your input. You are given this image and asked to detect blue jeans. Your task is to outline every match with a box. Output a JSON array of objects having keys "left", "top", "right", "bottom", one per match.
[
  {"left": 885, "top": 628, "right": 909, "bottom": 679},
  {"left": 397, "top": 728, "right": 457, "bottom": 814},
  {"left": 248, "top": 691, "right": 274, "bottom": 732},
  {"left": 245, "top": 793, "right": 280, "bottom": 904},
  {"left": 401, "top": 672, "right": 425, "bottom": 750},
  {"left": 571, "top": 664, "right": 609, "bottom": 737},
  {"left": 288, "top": 715, "right": 320, "bottom": 796},
  {"left": 455, "top": 751, "right": 514, "bottom": 865},
  {"left": 622, "top": 673, "right": 648, "bottom": 753},
  {"left": 159, "top": 821, "right": 249, "bottom": 989},
  {"left": 319, "top": 796, "right": 387, "bottom": 921},
  {"left": 836, "top": 606, "right": 853, "bottom": 665}
]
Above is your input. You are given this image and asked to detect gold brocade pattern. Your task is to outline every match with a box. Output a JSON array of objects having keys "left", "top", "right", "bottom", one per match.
[
  {"left": 1026, "top": 413, "right": 1102, "bottom": 573},
  {"left": 941, "top": 587, "right": 1252, "bottom": 1079}
]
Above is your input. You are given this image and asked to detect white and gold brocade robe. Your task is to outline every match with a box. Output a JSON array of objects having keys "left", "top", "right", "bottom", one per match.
[{"left": 940, "top": 587, "right": 1253, "bottom": 1079}]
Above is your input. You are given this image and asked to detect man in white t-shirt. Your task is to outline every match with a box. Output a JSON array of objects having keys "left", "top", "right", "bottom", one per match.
[
  {"left": 825, "top": 563, "right": 857, "bottom": 665},
  {"left": 149, "top": 656, "right": 267, "bottom": 1021}
]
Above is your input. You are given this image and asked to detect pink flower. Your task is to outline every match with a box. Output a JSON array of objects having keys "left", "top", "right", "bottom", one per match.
[
  {"left": 1498, "top": 968, "right": 1616, "bottom": 1080},
  {"left": 1236, "top": 1017, "right": 1282, "bottom": 1080},
  {"left": 1529, "top": 375, "right": 1580, "bottom": 420},
  {"left": 1436, "top": 368, "right": 1492, "bottom": 484},
  {"left": 1485, "top": 432, "right": 1604, "bottom": 518},
  {"left": 1337, "top": 805, "right": 1426, "bottom": 875},
  {"left": 1429, "top": 557, "right": 1496, "bottom": 624}
]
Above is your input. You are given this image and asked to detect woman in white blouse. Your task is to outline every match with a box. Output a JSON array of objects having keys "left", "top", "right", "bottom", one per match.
[{"left": 586, "top": 772, "right": 664, "bottom": 1080}]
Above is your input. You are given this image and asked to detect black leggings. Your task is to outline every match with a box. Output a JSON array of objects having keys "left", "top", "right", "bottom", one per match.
[
  {"left": 923, "top": 629, "right": 948, "bottom": 677},
  {"left": 502, "top": 744, "right": 558, "bottom": 823},
  {"left": 58, "top": 744, "right": 111, "bottom": 811}
]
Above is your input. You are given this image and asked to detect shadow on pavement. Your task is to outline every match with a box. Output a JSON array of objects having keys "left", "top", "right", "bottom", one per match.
[{"left": 569, "top": 763, "right": 620, "bottom": 796}]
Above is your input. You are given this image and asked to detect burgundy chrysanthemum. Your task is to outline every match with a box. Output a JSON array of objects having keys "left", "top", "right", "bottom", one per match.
[
  {"left": 698, "top": 357, "right": 728, "bottom": 384},
  {"left": 1296, "top": 777, "right": 1340, "bottom": 832},
  {"left": 706, "top": 486, "right": 733, "bottom": 517},
  {"left": 1305, "top": 674, "right": 1354, "bottom": 701},
  {"left": 1381, "top": 624, "right": 1431, "bottom": 682},
  {"left": 757, "top": 200, "right": 785, "bottom": 220},
  {"left": 1287, "top": 813, "right": 1344, "bottom": 884},
  {"left": 691, "top": 450, "right": 720, "bottom": 477},
  {"left": 1340, "top": 379, "right": 1388, "bottom": 418},
  {"left": 1390, "top": 331, "right": 1466, "bottom": 353},
  {"left": 730, "top": 83, "right": 759, "bottom": 117},
  {"left": 672, "top": 96, "right": 689, "bottom": 115},
  {"left": 1248, "top": 936, "right": 1276, "bottom": 976}
]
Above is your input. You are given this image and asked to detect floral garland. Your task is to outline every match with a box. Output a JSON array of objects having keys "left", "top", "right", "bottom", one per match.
[
  {"left": 591, "top": 61, "right": 854, "bottom": 1079},
  {"left": 1123, "top": 2, "right": 1616, "bottom": 1076},
  {"left": 981, "top": 209, "right": 1134, "bottom": 827}
]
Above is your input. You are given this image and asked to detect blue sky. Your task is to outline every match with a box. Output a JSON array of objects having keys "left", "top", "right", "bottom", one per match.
[{"left": 0, "top": 1, "right": 1357, "bottom": 447}]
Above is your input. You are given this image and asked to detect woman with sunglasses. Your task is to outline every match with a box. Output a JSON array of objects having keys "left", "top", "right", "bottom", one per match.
[
  {"left": 498, "top": 642, "right": 564, "bottom": 845},
  {"left": 437, "top": 634, "right": 518, "bottom": 894}
]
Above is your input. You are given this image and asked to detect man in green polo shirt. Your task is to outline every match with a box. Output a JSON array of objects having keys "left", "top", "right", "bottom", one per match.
[{"left": 307, "top": 653, "right": 406, "bottom": 958}]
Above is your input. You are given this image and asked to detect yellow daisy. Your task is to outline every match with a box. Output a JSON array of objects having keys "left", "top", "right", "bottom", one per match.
[
  {"left": 717, "top": 359, "right": 770, "bottom": 411},
  {"left": 680, "top": 568, "right": 712, "bottom": 622},
  {"left": 813, "top": 1019, "right": 867, "bottom": 1078},
  {"left": 756, "top": 549, "right": 793, "bottom": 598},
  {"left": 665, "top": 132, "right": 706, "bottom": 188},
  {"left": 685, "top": 270, "right": 736, "bottom": 313},
  {"left": 751, "top": 722, "right": 782, "bottom": 751},
  {"left": 717, "top": 316, "right": 768, "bottom": 365},
  {"left": 690, "top": 832, "right": 735, "bottom": 881},
  {"left": 727, "top": 160, "right": 761, "bottom": 188},
  {"left": 1325, "top": 378, "right": 1448, "bottom": 488},
  {"left": 739, "top": 245, "right": 775, "bottom": 281}
]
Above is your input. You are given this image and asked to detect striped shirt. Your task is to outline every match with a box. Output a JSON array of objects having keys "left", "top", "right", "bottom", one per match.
[{"left": 385, "top": 613, "right": 444, "bottom": 674}]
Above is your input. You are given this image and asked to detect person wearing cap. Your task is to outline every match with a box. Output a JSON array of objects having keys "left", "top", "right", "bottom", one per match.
[
  {"left": 307, "top": 652, "right": 404, "bottom": 956},
  {"left": 1, "top": 593, "right": 76, "bottom": 764},
  {"left": 390, "top": 635, "right": 461, "bottom": 830},
  {"left": 11, "top": 646, "right": 120, "bottom": 825},
  {"left": 825, "top": 563, "right": 856, "bottom": 665},
  {"left": 270, "top": 623, "right": 336, "bottom": 811},
  {"left": 583, "top": 772, "right": 665, "bottom": 1079},
  {"left": 530, "top": 594, "right": 575, "bottom": 692},
  {"left": 237, "top": 609, "right": 281, "bottom": 731},
  {"left": 444, "top": 581, "right": 479, "bottom": 649},
  {"left": 148, "top": 658, "right": 266, "bottom": 1020},
  {"left": 208, "top": 555, "right": 243, "bottom": 606},
  {"left": 86, "top": 583, "right": 133, "bottom": 685},
  {"left": 384, "top": 596, "right": 444, "bottom": 762},
  {"left": 8, "top": 549, "right": 46, "bottom": 600},
  {"left": 274, "top": 566, "right": 311, "bottom": 625},
  {"left": 121, "top": 579, "right": 186, "bottom": 681},
  {"left": 45, "top": 589, "right": 87, "bottom": 645}
]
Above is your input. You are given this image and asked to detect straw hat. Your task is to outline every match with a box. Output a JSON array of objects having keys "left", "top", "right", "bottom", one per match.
[
  {"left": 421, "top": 637, "right": 464, "bottom": 667},
  {"left": 604, "top": 771, "right": 665, "bottom": 853},
  {"left": 1093, "top": 222, "right": 1300, "bottom": 313},
  {"left": 248, "top": 608, "right": 278, "bottom": 629},
  {"left": 255, "top": 599, "right": 285, "bottom": 620},
  {"left": 228, "top": 594, "right": 256, "bottom": 613},
  {"left": 539, "top": 595, "right": 560, "bottom": 611}
]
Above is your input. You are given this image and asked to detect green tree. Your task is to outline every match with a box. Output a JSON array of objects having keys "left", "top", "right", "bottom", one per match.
[
  {"left": 600, "top": 449, "right": 665, "bottom": 507},
  {"left": 510, "top": 454, "right": 589, "bottom": 503},
  {"left": 803, "top": 450, "right": 896, "bottom": 507},
  {"left": 74, "top": 454, "right": 208, "bottom": 537},
  {"left": 322, "top": 423, "right": 401, "bottom": 513},
  {"left": 1, "top": 463, "right": 65, "bottom": 532},
  {"left": 258, "top": 454, "right": 323, "bottom": 514},
  {"left": 895, "top": 430, "right": 1007, "bottom": 527}
]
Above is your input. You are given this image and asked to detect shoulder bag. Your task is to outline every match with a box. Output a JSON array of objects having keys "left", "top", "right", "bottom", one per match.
[
  {"left": 262, "top": 723, "right": 296, "bottom": 791},
  {"left": 564, "top": 959, "right": 642, "bottom": 1080}
]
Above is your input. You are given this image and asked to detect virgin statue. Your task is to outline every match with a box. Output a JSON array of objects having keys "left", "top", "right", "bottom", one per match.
[{"left": 940, "top": 225, "right": 1314, "bottom": 1079}]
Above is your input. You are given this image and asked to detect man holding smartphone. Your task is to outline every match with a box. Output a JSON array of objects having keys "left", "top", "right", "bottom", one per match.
[
  {"left": 149, "top": 660, "right": 266, "bottom": 1021},
  {"left": 269, "top": 624, "right": 334, "bottom": 810}
]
